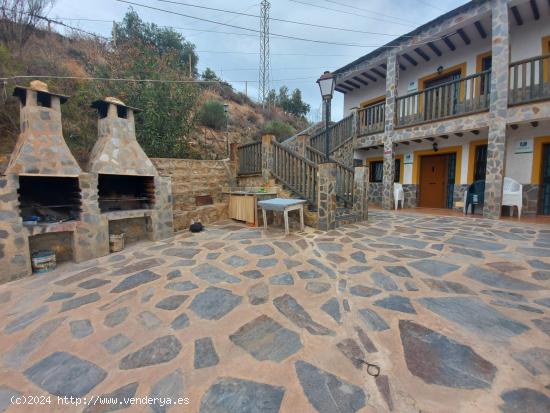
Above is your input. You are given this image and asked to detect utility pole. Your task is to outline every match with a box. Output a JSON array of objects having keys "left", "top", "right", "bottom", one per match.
[
  {"left": 188, "top": 54, "right": 192, "bottom": 78},
  {"left": 259, "top": 0, "right": 271, "bottom": 107}
]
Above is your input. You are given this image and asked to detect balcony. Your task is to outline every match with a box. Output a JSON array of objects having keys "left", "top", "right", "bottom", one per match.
[
  {"left": 509, "top": 53, "right": 550, "bottom": 106},
  {"left": 395, "top": 70, "right": 491, "bottom": 127},
  {"left": 358, "top": 101, "right": 385, "bottom": 136}
]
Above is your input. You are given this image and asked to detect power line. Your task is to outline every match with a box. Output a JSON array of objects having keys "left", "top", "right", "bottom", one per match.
[
  {"left": 321, "top": 0, "right": 417, "bottom": 25},
  {"left": 0, "top": 74, "right": 316, "bottom": 84},
  {"left": 415, "top": 0, "right": 446, "bottom": 12},
  {"left": 153, "top": 0, "right": 412, "bottom": 35},
  {"left": 114, "top": 0, "right": 439, "bottom": 48}
]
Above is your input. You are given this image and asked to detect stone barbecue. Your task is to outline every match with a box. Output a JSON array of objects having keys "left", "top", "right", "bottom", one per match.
[{"left": 0, "top": 82, "right": 173, "bottom": 283}]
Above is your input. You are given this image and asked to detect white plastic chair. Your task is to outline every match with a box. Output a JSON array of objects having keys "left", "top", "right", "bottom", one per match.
[
  {"left": 502, "top": 177, "right": 523, "bottom": 218},
  {"left": 394, "top": 183, "right": 404, "bottom": 210}
]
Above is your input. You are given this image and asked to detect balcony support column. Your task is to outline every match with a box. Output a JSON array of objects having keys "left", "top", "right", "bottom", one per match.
[
  {"left": 483, "top": 0, "right": 509, "bottom": 219},
  {"left": 261, "top": 134, "right": 275, "bottom": 183},
  {"left": 382, "top": 52, "right": 398, "bottom": 210}
]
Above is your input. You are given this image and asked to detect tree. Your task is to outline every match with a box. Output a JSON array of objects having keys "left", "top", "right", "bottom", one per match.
[
  {"left": 113, "top": 9, "right": 198, "bottom": 77},
  {"left": 267, "top": 85, "right": 309, "bottom": 118},
  {"left": 0, "top": 0, "right": 55, "bottom": 51},
  {"left": 201, "top": 67, "right": 219, "bottom": 82},
  {"left": 96, "top": 10, "right": 200, "bottom": 158}
]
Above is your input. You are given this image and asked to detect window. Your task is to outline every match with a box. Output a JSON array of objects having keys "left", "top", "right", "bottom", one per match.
[
  {"left": 369, "top": 159, "right": 400, "bottom": 183},
  {"left": 369, "top": 161, "right": 383, "bottom": 182}
]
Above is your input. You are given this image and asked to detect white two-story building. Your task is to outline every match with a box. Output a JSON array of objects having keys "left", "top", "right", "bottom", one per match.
[{"left": 333, "top": 0, "right": 550, "bottom": 218}]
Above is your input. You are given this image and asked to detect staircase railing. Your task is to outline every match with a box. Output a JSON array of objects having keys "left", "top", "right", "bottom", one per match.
[
  {"left": 237, "top": 141, "right": 262, "bottom": 175},
  {"left": 272, "top": 140, "right": 318, "bottom": 207},
  {"left": 305, "top": 145, "right": 354, "bottom": 207},
  {"left": 310, "top": 114, "right": 353, "bottom": 153}
]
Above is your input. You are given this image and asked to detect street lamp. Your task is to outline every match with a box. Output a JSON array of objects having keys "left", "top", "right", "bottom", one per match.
[
  {"left": 223, "top": 103, "right": 229, "bottom": 157},
  {"left": 317, "top": 71, "right": 336, "bottom": 161}
]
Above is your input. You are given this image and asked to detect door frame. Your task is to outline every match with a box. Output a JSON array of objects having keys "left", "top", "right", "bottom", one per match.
[
  {"left": 412, "top": 146, "right": 462, "bottom": 185},
  {"left": 532, "top": 136, "right": 550, "bottom": 214},
  {"left": 419, "top": 154, "right": 449, "bottom": 208}
]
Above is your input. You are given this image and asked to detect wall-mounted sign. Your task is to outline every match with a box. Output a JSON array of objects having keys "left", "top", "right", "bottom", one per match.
[
  {"left": 407, "top": 80, "right": 418, "bottom": 93},
  {"left": 404, "top": 153, "right": 413, "bottom": 164},
  {"left": 515, "top": 139, "right": 533, "bottom": 154},
  {"left": 384, "top": 149, "right": 392, "bottom": 155}
]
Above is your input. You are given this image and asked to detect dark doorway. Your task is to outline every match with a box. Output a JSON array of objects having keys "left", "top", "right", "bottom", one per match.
[
  {"left": 419, "top": 155, "right": 449, "bottom": 208},
  {"left": 539, "top": 144, "right": 550, "bottom": 215},
  {"left": 474, "top": 144, "right": 488, "bottom": 182}
]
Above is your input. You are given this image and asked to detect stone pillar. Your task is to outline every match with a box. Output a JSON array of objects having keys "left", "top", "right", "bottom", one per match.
[
  {"left": 483, "top": 0, "right": 509, "bottom": 219},
  {"left": 0, "top": 174, "right": 30, "bottom": 282},
  {"left": 296, "top": 133, "right": 309, "bottom": 157},
  {"left": 261, "top": 134, "right": 275, "bottom": 182},
  {"left": 152, "top": 175, "right": 174, "bottom": 240},
  {"left": 381, "top": 140, "right": 396, "bottom": 210},
  {"left": 382, "top": 52, "right": 398, "bottom": 210},
  {"left": 353, "top": 165, "right": 369, "bottom": 221},
  {"left": 317, "top": 162, "right": 337, "bottom": 231},
  {"left": 75, "top": 173, "right": 108, "bottom": 263}
]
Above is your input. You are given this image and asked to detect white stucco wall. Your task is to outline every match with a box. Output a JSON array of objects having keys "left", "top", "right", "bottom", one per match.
[
  {"left": 341, "top": 9, "right": 550, "bottom": 117},
  {"left": 505, "top": 122, "right": 550, "bottom": 184}
]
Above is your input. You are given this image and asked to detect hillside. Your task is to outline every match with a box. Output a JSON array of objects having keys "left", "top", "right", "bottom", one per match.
[{"left": 0, "top": 21, "right": 308, "bottom": 171}]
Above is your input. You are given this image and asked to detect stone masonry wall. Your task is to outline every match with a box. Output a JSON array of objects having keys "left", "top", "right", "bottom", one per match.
[{"left": 152, "top": 158, "right": 233, "bottom": 231}]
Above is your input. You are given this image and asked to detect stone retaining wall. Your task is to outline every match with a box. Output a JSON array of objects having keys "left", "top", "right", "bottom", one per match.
[{"left": 152, "top": 158, "right": 233, "bottom": 231}]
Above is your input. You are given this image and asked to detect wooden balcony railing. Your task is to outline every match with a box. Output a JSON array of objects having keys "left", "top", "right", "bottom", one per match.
[
  {"left": 395, "top": 70, "right": 491, "bottom": 127},
  {"left": 237, "top": 141, "right": 261, "bottom": 175},
  {"left": 509, "top": 54, "right": 550, "bottom": 106},
  {"left": 272, "top": 140, "right": 318, "bottom": 207},
  {"left": 358, "top": 101, "right": 385, "bottom": 135},
  {"left": 310, "top": 114, "right": 353, "bottom": 153}
]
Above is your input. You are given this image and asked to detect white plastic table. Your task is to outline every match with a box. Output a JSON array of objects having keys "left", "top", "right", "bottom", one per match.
[{"left": 258, "top": 198, "right": 306, "bottom": 235}]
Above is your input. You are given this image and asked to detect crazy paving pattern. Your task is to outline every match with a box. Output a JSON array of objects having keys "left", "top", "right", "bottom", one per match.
[{"left": 0, "top": 210, "right": 549, "bottom": 412}]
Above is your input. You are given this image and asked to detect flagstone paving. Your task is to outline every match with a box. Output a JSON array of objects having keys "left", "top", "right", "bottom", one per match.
[{"left": 0, "top": 210, "right": 549, "bottom": 412}]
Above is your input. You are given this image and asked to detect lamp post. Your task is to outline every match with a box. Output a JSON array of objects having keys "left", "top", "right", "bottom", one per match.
[
  {"left": 316, "top": 71, "right": 336, "bottom": 162},
  {"left": 223, "top": 103, "right": 229, "bottom": 157}
]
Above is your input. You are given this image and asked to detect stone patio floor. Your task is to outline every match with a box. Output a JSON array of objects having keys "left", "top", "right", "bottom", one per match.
[{"left": 0, "top": 210, "right": 549, "bottom": 412}]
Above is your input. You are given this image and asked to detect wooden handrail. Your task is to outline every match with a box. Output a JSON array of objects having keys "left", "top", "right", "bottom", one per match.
[
  {"left": 272, "top": 140, "right": 318, "bottom": 206},
  {"left": 509, "top": 53, "right": 550, "bottom": 67},
  {"left": 509, "top": 54, "right": 550, "bottom": 106},
  {"left": 310, "top": 114, "right": 353, "bottom": 154}
]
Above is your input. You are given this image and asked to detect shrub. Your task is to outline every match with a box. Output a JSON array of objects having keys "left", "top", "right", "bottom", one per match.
[
  {"left": 197, "top": 100, "right": 226, "bottom": 130},
  {"left": 263, "top": 120, "right": 295, "bottom": 142}
]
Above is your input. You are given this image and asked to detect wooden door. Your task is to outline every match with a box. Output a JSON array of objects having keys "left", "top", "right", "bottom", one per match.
[{"left": 419, "top": 155, "right": 448, "bottom": 208}]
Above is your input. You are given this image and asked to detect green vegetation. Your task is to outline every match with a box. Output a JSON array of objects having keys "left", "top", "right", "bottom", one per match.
[
  {"left": 263, "top": 120, "right": 295, "bottom": 142},
  {"left": 197, "top": 100, "right": 226, "bottom": 130},
  {"left": 0, "top": 4, "right": 309, "bottom": 163}
]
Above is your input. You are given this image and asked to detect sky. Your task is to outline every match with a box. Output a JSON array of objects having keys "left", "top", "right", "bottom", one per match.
[{"left": 47, "top": 0, "right": 468, "bottom": 121}]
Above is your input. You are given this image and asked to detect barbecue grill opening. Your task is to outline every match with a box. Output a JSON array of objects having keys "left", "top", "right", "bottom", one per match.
[
  {"left": 98, "top": 174, "right": 155, "bottom": 212},
  {"left": 18, "top": 176, "right": 81, "bottom": 223}
]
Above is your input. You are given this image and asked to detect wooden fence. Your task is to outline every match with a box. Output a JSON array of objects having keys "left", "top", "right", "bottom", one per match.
[{"left": 237, "top": 141, "right": 261, "bottom": 175}]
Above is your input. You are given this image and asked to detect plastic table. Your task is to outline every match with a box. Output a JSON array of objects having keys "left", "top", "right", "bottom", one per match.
[{"left": 257, "top": 198, "right": 306, "bottom": 235}]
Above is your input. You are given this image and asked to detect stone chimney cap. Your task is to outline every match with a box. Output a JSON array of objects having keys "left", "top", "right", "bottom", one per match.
[
  {"left": 13, "top": 80, "right": 69, "bottom": 102},
  {"left": 91, "top": 97, "right": 141, "bottom": 112}
]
